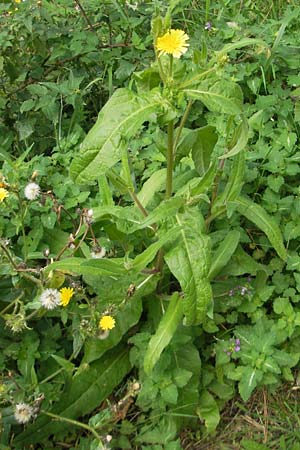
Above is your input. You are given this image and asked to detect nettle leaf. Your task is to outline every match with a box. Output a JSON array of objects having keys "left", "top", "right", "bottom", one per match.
[
  {"left": 197, "top": 390, "right": 220, "bottom": 433},
  {"left": 238, "top": 367, "right": 263, "bottom": 401},
  {"left": 144, "top": 292, "right": 183, "bottom": 375},
  {"left": 70, "top": 88, "right": 166, "bottom": 184},
  {"left": 14, "top": 345, "right": 131, "bottom": 446},
  {"left": 183, "top": 80, "right": 243, "bottom": 115},
  {"left": 165, "top": 209, "right": 212, "bottom": 325},
  {"left": 208, "top": 230, "right": 240, "bottom": 280},
  {"left": 231, "top": 196, "right": 287, "bottom": 261}
]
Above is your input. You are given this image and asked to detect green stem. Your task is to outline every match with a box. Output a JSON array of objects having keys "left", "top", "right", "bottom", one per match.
[
  {"left": 166, "top": 120, "right": 174, "bottom": 199},
  {"left": 155, "top": 120, "right": 174, "bottom": 275},
  {"left": 129, "top": 190, "right": 148, "bottom": 218},
  {"left": 16, "top": 193, "right": 28, "bottom": 262},
  {"left": 173, "top": 100, "right": 193, "bottom": 154},
  {"left": 169, "top": 54, "right": 173, "bottom": 78},
  {"left": 41, "top": 410, "right": 104, "bottom": 446}
]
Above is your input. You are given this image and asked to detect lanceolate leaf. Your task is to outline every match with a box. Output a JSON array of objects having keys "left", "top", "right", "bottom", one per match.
[
  {"left": 232, "top": 196, "right": 287, "bottom": 261},
  {"left": 70, "top": 88, "right": 166, "bottom": 184},
  {"left": 208, "top": 230, "right": 240, "bottom": 280},
  {"left": 144, "top": 292, "right": 183, "bottom": 375},
  {"left": 14, "top": 345, "right": 131, "bottom": 446},
  {"left": 212, "top": 150, "right": 245, "bottom": 216},
  {"left": 165, "top": 209, "right": 213, "bottom": 325},
  {"left": 221, "top": 116, "right": 249, "bottom": 159},
  {"left": 137, "top": 168, "right": 167, "bottom": 207},
  {"left": 184, "top": 80, "right": 243, "bottom": 115}
]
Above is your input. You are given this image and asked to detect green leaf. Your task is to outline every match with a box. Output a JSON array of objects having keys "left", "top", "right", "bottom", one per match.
[
  {"left": 14, "top": 345, "right": 131, "bottom": 446},
  {"left": 217, "top": 38, "right": 266, "bottom": 55},
  {"left": 175, "top": 126, "right": 218, "bottom": 172},
  {"left": 238, "top": 367, "right": 263, "bottom": 401},
  {"left": 212, "top": 150, "right": 245, "bottom": 217},
  {"left": 232, "top": 196, "right": 287, "bottom": 261},
  {"left": 70, "top": 88, "right": 165, "bottom": 184},
  {"left": 82, "top": 296, "right": 143, "bottom": 364},
  {"left": 241, "top": 439, "right": 271, "bottom": 450},
  {"left": 197, "top": 390, "right": 220, "bottom": 433},
  {"left": 221, "top": 116, "right": 248, "bottom": 159},
  {"left": 51, "top": 355, "right": 75, "bottom": 373},
  {"left": 208, "top": 230, "right": 240, "bottom": 280},
  {"left": 165, "top": 209, "right": 212, "bottom": 325},
  {"left": 44, "top": 257, "right": 127, "bottom": 276},
  {"left": 191, "top": 126, "right": 218, "bottom": 175},
  {"left": 137, "top": 168, "right": 167, "bottom": 207},
  {"left": 130, "top": 226, "right": 180, "bottom": 272},
  {"left": 144, "top": 292, "right": 183, "bottom": 374},
  {"left": 184, "top": 80, "right": 243, "bottom": 115}
]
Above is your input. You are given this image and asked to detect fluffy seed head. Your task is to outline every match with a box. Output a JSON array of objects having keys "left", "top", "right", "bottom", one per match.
[
  {"left": 14, "top": 403, "right": 33, "bottom": 424},
  {"left": 24, "top": 182, "right": 40, "bottom": 200},
  {"left": 39, "top": 289, "right": 61, "bottom": 310}
]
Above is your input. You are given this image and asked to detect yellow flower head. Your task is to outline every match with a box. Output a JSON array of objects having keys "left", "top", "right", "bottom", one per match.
[
  {"left": 99, "top": 315, "right": 115, "bottom": 331},
  {"left": 0, "top": 188, "right": 9, "bottom": 203},
  {"left": 156, "top": 29, "right": 189, "bottom": 58},
  {"left": 60, "top": 287, "right": 74, "bottom": 307}
]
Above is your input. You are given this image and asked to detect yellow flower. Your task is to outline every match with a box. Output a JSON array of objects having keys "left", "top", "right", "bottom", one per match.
[
  {"left": 156, "top": 29, "right": 189, "bottom": 58},
  {"left": 15, "top": 0, "right": 21, "bottom": 3},
  {"left": 60, "top": 287, "right": 74, "bottom": 307},
  {"left": 99, "top": 315, "right": 115, "bottom": 331},
  {"left": 0, "top": 188, "right": 9, "bottom": 202}
]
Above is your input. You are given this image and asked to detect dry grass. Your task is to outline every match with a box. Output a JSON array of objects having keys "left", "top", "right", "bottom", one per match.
[{"left": 181, "top": 383, "right": 300, "bottom": 450}]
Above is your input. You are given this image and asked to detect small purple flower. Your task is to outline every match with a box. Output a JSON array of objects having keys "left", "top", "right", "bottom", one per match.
[
  {"left": 204, "top": 21, "right": 212, "bottom": 30},
  {"left": 234, "top": 345, "right": 241, "bottom": 352}
]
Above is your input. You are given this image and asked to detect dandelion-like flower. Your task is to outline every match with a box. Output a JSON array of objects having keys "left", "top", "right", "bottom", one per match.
[
  {"left": 14, "top": 403, "right": 33, "bottom": 424},
  {"left": 60, "top": 287, "right": 74, "bottom": 307},
  {"left": 24, "top": 182, "right": 40, "bottom": 200},
  {"left": 39, "top": 288, "right": 61, "bottom": 310},
  {"left": 0, "top": 188, "right": 9, "bottom": 202},
  {"left": 99, "top": 315, "right": 116, "bottom": 331},
  {"left": 156, "top": 29, "right": 189, "bottom": 58}
]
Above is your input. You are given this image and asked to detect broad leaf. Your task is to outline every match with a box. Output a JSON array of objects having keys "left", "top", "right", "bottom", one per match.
[
  {"left": 192, "top": 126, "right": 218, "bottom": 175},
  {"left": 14, "top": 345, "right": 131, "bottom": 446},
  {"left": 144, "top": 292, "right": 183, "bottom": 374},
  {"left": 197, "top": 390, "right": 220, "bottom": 433},
  {"left": 175, "top": 126, "right": 217, "bottom": 172},
  {"left": 208, "top": 230, "right": 240, "bottom": 280},
  {"left": 184, "top": 80, "right": 243, "bottom": 115},
  {"left": 165, "top": 209, "right": 212, "bottom": 325},
  {"left": 238, "top": 367, "right": 263, "bottom": 401},
  {"left": 232, "top": 196, "right": 287, "bottom": 261},
  {"left": 70, "top": 88, "right": 165, "bottom": 183}
]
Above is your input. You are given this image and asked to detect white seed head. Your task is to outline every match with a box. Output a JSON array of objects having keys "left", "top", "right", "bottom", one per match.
[
  {"left": 14, "top": 403, "right": 33, "bottom": 424},
  {"left": 39, "top": 288, "right": 60, "bottom": 310},
  {"left": 24, "top": 182, "right": 41, "bottom": 200}
]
